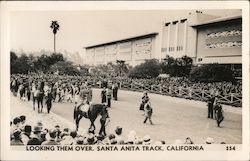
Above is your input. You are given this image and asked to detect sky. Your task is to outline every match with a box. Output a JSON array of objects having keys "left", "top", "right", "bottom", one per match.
[{"left": 10, "top": 9, "right": 241, "bottom": 64}]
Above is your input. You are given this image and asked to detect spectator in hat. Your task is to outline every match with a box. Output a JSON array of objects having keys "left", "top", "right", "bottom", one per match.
[
  {"left": 184, "top": 137, "right": 194, "bottom": 144},
  {"left": 11, "top": 117, "right": 21, "bottom": 135},
  {"left": 110, "top": 139, "right": 118, "bottom": 145},
  {"left": 115, "top": 126, "right": 123, "bottom": 143},
  {"left": 42, "top": 129, "right": 60, "bottom": 145},
  {"left": 11, "top": 129, "right": 24, "bottom": 146},
  {"left": 143, "top": 135, "right": 151, "bottom": 145},
  {"left": 36, "top": 121, "right": 43, "bottom": 131},
  {"left": 205, "top": 137, "right": 214, "bottom": 144},
  {"left": 19, "top": 115, "right": 26, "bottom": 130},
  {"left": 60, "top": 128, "right": 70, "bottom": 139},
  {"left": 87, "top": 133, "right": 96, "bottom": 145},
  {"left": 54, "top": 125, "right": 61, "bottom": 141},
  {"left": 76, "top": 136, "right": 84, "bottom": 145},
  {"left": 69, "top": 130, "right": 77, "bottom": 145},
  {"left": 60, "top": 129, "right": 74, "bottom": 145},
  {"left": 21, "top": 125, "right": 32, "bottom": 145},
  {"left": 40, "top": 130, "right": 48, "bottom": 143},
  {"left": 27, "top": 126, "right": 42, "bottom": 145},
  {"left": 106, "top": 87, "right": 112, "bottom": 108}
]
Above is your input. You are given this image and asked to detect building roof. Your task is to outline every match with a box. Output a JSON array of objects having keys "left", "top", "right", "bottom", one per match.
[
  {"left": 190, "top": 15, "right": 242, "bottom": 27},
  {"left": 84, "top": 32, "right": 158, "bottom": 49}
]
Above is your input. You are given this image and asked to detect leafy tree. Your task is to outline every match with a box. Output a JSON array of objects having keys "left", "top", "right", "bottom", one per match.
[
  {"left": 11, "top": 54, "right": 32, "bottom": 74},
  {"left": 190, "top": 64, "right": 235, "bottom": 83},
  {"left": 128, "top": 59, "right": 160, "bottom": 79},
  {"left": 161, "top": 55, "right": 193, "bottom": 77},
  {"left": 50, "top": 61, "right": 80, "bottom": 76}
]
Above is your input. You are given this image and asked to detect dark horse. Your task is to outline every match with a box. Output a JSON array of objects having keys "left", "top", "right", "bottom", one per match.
[
  {"left": 74, "top": 103, "right": 107, "bottom": 131},
  {"left": 33, "top": 89, "right": 44, "bottom": 113}
]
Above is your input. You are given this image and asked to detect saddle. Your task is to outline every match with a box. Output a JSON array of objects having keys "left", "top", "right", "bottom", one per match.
[{"left": 74, "top": 103, "right": 91, "bottom": 119}]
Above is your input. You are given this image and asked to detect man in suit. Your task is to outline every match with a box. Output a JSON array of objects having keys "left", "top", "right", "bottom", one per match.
[
  {"left": 207, "top": 95, "right": 215, "bottom": 119},
  {"left": 27, "top": 126, "right": 42, "bottom": 145},
  {"left": 101, "top": 88, "right": 107, "bottom": 103}
]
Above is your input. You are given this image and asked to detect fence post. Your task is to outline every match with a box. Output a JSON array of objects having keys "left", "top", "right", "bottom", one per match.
[
  {"left": 189, "top": 88, "right": 192, "bottom": 98},
  {"left": 179, "top": 87, "right": 182, "bottom": 96},
  {"left": 169, "top": 86, "right": 172, "bottom": 95},
  {"left": 202, "top": 90, "right": 204, "bottom": 100},
  {"left": 159, "top": 86, "right": 162, "bottom": 94},
  {"left": 231, "top": 93, "right": 234, "bottom": 104}
]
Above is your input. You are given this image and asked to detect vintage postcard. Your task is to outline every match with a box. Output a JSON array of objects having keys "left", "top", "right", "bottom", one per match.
[{"left": 0, "top": 1, "right": 249, "bottom": 160}]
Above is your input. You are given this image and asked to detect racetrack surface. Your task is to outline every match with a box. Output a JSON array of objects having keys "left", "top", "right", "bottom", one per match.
[{"left": 11, "top": 89, "right": 242, "bottom": 144}]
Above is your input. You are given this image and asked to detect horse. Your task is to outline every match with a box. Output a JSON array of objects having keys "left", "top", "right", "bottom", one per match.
[
  {"left": 33, "top": 89, "right": 44, "bottom": 113},
  {"left": 73, "top": 103, "right": 107, "bottom": 131}
]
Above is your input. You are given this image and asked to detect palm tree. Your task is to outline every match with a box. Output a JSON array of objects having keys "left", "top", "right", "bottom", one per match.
[{"left": 50, "top": 21, "right": 60, "bottom": 53}]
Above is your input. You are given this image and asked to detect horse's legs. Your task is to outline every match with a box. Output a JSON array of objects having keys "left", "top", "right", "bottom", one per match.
[
  {"left": 89, "top": 120, "right": 96, "bottom": 132},
  {"left": 76, "top": 114, "right": 83, "bottom": 131},
  {"left": 40, "top": 98, "right": 43, "bottom": 113},
  {"left": 37, "top": 100, "right": 40, "bottom": 113}
]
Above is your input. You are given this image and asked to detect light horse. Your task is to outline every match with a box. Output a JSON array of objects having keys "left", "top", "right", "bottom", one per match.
[{"left": 32, "top": 88, "right": 44, "bottom": 113}]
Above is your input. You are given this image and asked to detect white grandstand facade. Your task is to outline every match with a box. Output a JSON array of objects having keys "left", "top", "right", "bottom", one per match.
[{"left": 83, "top": 11, "right": 242, "bottom": 67}]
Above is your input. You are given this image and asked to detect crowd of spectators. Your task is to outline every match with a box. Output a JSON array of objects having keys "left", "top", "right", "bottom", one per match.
[
  {"left": 10, "top": 72, "right": 242, "bottom": 107},
  {"left": 10, "top": 115, "right": 224, "bottom": 146}
]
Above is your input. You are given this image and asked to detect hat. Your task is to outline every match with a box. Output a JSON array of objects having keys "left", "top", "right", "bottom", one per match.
[
  {"left": 110, "top": 139, "right": 117, "bottom": 145},
  {"left": 48, "top": 129, "right": 57, "bottom": 139},
  {"left": 33, "top": 126, "right": 42, "bottom": 133},
  {"left": 115, "top": 126, "right": 122, "bottom": 135},
  {"left": 76, "top": 137, "right": 84, "bottom": 145},
  {"left": 143, "top": 135, "right": 151, "bottom": 145},
  {"left": 24, "top": 125, "right": 32, "bottom": 133},
  {"left": 13, "top": 117, "right": 21, "bottom": 125},
  {"left": 108, "top": 134, "right": 116, "bottom": 140},
  {"left": 205, "top": 137, "right": 214, "bottom": 144},
  {"left": 19, "top": 115, "right": 26, "bottom": 122},
  {"left": 134, "top": 137, "right": 143, "bottom": 145},
  {"left": 13, "top": 129, "right": 22, "bottom": 138}
]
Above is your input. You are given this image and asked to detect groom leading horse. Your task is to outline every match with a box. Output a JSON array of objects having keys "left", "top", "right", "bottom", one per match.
[{"left": 73, "top": 99, "right": 109, "bottom": 132}]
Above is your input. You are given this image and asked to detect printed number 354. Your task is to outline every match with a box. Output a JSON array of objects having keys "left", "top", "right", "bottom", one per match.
[{"left": 226, "top": 146, "right": 236, "bottom": 151}]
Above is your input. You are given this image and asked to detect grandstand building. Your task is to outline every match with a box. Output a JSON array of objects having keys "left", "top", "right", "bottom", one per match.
[{"left": 83, "top": 11, "right": 242, "bottom": 67}]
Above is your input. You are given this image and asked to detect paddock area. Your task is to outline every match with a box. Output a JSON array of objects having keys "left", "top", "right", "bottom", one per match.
[{"left": 11, "top": 88, "right": 242, "bottom": 144}]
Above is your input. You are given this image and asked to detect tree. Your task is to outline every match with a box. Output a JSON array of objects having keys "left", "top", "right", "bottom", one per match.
[
  {"left": 160, "top": 55, "right": 193, "bottom": 77},
  {"left": 190, "top": 64, "right": 235, "bottom": 83},
  {"left": 50, "top": 21, "right": 60, "bottom": 53},
  {"left": 115, "top": 60, "right": 129, "bottom": 76},
  {"left": 50, "top": 61, "right": 80, "bottom": 76},
  {"left": 128, "top": 59, "right": 160, "bottom": 79}
]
